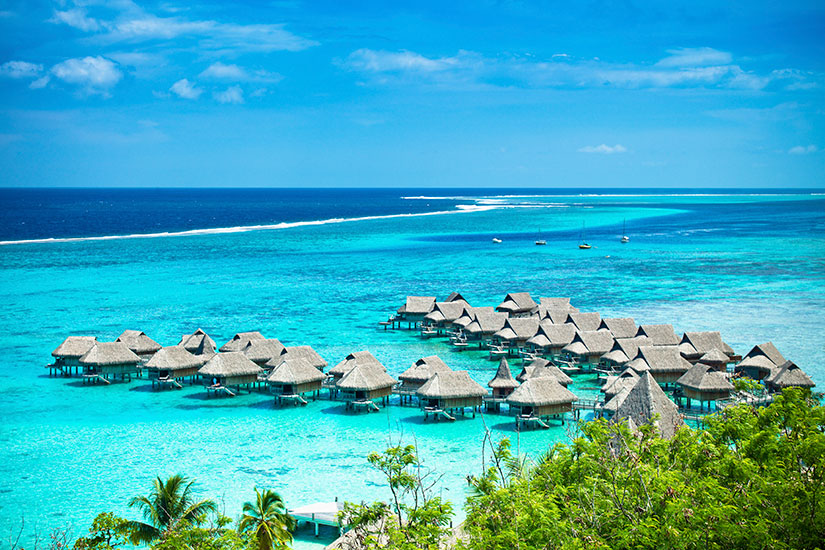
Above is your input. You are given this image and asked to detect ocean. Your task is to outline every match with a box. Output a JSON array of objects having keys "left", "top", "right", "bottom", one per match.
[{"left": 0, "top": 188, "right": 823, "bottom": 547}]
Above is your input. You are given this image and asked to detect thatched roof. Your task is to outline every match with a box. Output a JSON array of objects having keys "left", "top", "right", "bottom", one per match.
[
  {"left": 144, "top": 345, "right": 204, "bottom": 371},
  {"left": 243, "top": 339, "right": 286, "bottom": 364},
  {"left": 115, "top": 330, "right": 161, "bottom": 355},
  {"left": 80, "top": 342, "right": 141, "bottom": 366},
  {"left": 336, "top": 363, "right": 397, "bottom": 391},
  {"left": 601, "top": 336, "right": 649, "bottom": 365},
  {"left": 424, "top": 301, "right": 469, "bottom": 324},
  {"left": 506, "top": 377, "right": 577, "bottom": 407},
  {"left": 530, "top": 366, "right": 573, "bottom": 386},
  {"left": 603, "top": 385, "right": 632, "bottom": 413},
  {"left": 496, "top": 292, "right": 538, "bottom": 314},
  {"left": 277, "top": 346, "right": 328, "bottom": 370},
  {"left": 219, "top": 331, "right": 265, "bottom": 353},
  {"left": 562, "top": 330, "right": 615, "bottom": 357},
  {"left": 494, "top": 317, "right": 540, "bottom": 341},
  {"left": 567, "top": 312, "right": 602, "bottom": 332},
  {"left": 598, "top": 318, "right": 637, "bottom": 339},
  {"left": 328, "top": 351, "right": 384, "bottom": 377},
  {"left": 267, "top": 357, "right": 326, "bottom": 385},
  {"left": 676, "top": 363, "right": 734, "bottom": 393},
  {"left": 178, "top": 329, "right": 216, "bottom": 356},
  {"left": 603, "top": 368, "right": 640, "bottom": 398},
  {"left": 735, "top": 354, "right": 777, "bottom": 374},
  {"left": 614, "top": 372, "right": 684, "bottom": 439},
  {"left": 397, "top": 296, "right": 436, "bottom": 315},
  {"left": 679, "top": 331, "right": 735, "bottom": 359},
  {"left": 417, "top": 371, "right": 487, "bottom": 399},
  {"left": 52, "top": 336, "right": 97, "bottom": 358},
  {"left": 199, "top": 352, "right": 262, "bottom": 378},
  {"left": 539, "top": 297, "right": 577, "bottom": 311},
  {"left": 526, "top": 322, "right": 576, "bottom": 348},
  {"left": 445, "top": 292, "right": 467, "bottom": 303},
  {"left": 632, "top": 346, "right": 691, "bottom": 377},
  {"left": 539, "top": 307, "right": 571, "bottom": 324},
  {"left": 453, "top": 306, "right": 494, "bottom": 328},
  {"left": 635, "top": 324, "right": 680, "bottom": 346},
  {"left": 399, "top": 356, "right": 452, "bottom": 383},
  {"left": 489, "top": 357, "right": 518, "bottom": 389},
  {"left": 699, "top": 348, "right": 729, "bottom": 366},
  {"left": 465, "top": 311, "right": 508, "bottom": 335},
  {"left": 740, "top": 342, "right": 786, "bottom": 368},
  {"left": 767, "top": 361, "right": 815, "bottom": 389}
]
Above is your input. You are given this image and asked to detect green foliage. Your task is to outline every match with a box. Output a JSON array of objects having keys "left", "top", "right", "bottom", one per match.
[
  {"left": 238, "top": 488, "right": 295, "bottom": 550},
  {"left": 462, "top": 388, "right": 825, "bottom": 550},
  {"left": 73, "top": 513, "right": 132, "bottom": 550},
  {"left": 733, "top": 377, "right": 765, "bottom": 395},
  {"left": 151, "top": 521, "right": 255, "bottom": 550},
  {"left": 344, "top": 445, "right": 453, "bottom": 550}
]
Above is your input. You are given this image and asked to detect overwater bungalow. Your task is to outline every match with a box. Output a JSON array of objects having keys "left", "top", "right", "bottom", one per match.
[
  {"left": 423, "top": 300, "right": 470, "bottom": 335},
  {"left": 50, "top": 336, "right": 97, "bottom": 376},
  {"left": 417, "top": 371, "right": 487, "bottom": 420},
  {"left": 676, "top": 363, "right": 734, "bottom": 410},
  {"left": 79, "top": 342, "right": 142, "bottom": 384},
  {"left": 279, "top": 346, "right": 328, "bottom": 371},
  {"left": 267, "top": 357, "right": 326, "bottom": 405},
  {"left": 538, "top": 308, "right": 571, "bottom": 324},
  {"left": 506, "top": 377, "right": 578, "bottom": 429},
  {"left": 395, "top": 296, "right": 436, "bottom": 329},
  {"left": 463, "top": 310, "right": 508, "bottom": 346},
  {"left": 678, "top": 331, "right": 736, "bottom": 363},
  {"left": 219, "top": 331, "right": 265, "bottom": 353},
  {"left": 396, "top": 356, "right": 452, "bottom": 403},
  {"left": 516, "top": 358, "right": 573, "bottom": 387},
  {"left": 336, "top": 363, "right": 397, "bottom": 411},
  {"left": 566, "top": 312, "right": 602, "bottom": 332},
  {"left": 634, "top": 324, "right": 680, "bottom": 346},
  {"left": 327, "top": 351, "right": 383, "bottom": 384},
  {"left": 199, "top": 352, "right": 263, "bottom": 396},
  {"left": 765, "top": 361, "right": 815, "bottom": 392},
  {"left": 115, "top": 330, "right": 162, "bottom": 361},
  {"left": 735, "top": 342, "right": 787, "bottom": 380},
  {"left": 612, "top": 372, "right": 685, "bottom": 439},
  {"left": 451, "top": 306, "right": 493, "bottom": 331},
  {"left": 143, "top": 345, "right": 205, "bottom": 389},
  {"left": 178, "top": 329, "right": 217, "bottom": 356},
  {"left": 243, "top": 339, "right": 287, "bottom": 368},
  {"left": 697, "top": 349, "right": 730, "bottom": 372},
  {"left": 626, "top": 345, "right": 691, "bottom": 385},
  {"left": 538, "top": 297, "right": 578, "bottom": 312},
  {"left": 525, "top": 322, "right": 577, "bottom": 357},
  {"left": 597, "top": 318, "right": 637, "bottom": 339},
  {"left": 602, "top": 368, "right": 640, "bottom": 401},
  {"left": 600, "top": 336, "right": 649, "bottom": 369},
  {"left": 495, "top": 292, "right": 538, "bottom": 317},
  {"left": 561, "top": 330, "right": 615, "bottom": 368},
  {"left": 493, "top": 317, "right": 540, "bottom": 352},
  {"left": 488, "top": 357, "right": 519, "bottom": 402}
]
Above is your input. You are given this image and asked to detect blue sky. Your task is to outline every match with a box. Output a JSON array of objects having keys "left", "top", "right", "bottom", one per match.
[{"left": 0, "top": 1, "right": 823, "bottom": 188}]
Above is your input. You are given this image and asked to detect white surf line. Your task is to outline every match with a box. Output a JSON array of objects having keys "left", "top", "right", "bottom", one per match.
[{"left": 0, "top": 204, "right": 502, "bottom": 246}]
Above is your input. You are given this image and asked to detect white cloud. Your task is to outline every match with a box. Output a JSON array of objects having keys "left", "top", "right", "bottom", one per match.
[
  {"left": 578, "top": 144, "right": 627, "bottom": 154},
  {"left": 49, "top": 8, "right": 101, "bottom": 32},
  {"left": 345, "top": 49, "right": 462, "bottom": 73},
  {"left": 655, "top": 47, "right": 732, "bottom": 68},
  {"left": 0, "top": 60, "right": 43, "bottom": 79},
  {"left": 200, "top": 62, "right": 246, "bottom": 79},
  {"left": 170, "top": 78, "right": 202, "bottom": 99},
  {"left": 51, "top": 56, "right": 122, "bottom": 95},
  {"left": 788, "top": 145, "right": 818, "bottom": 155},
  {"left": 214, "top": 85, "right": 244, "bottom": 104},
  {"left": 30, "top": 76, "right": 50, "bottom": 89}
]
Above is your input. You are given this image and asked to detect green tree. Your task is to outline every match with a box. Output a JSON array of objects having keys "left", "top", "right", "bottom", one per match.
[
  {"left": 151, "top": 519, "right": 254, "bottom": 550},
  {"left": 237, "top": 488, "right": 295, "bottom": 550},
  {"left": 125, "top": 474, "right": 218, "bottom": 544},
  {"left": 73, "top": 512, "right": 131, "bottom": 550}
]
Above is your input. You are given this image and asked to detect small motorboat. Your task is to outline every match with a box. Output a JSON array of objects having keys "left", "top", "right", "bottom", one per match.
[
  {"left": 492, "top": 238, "right": 502, "bottom": 243},
  {"left": 579, "top": 243, "right": 592, "bottom": 250}
]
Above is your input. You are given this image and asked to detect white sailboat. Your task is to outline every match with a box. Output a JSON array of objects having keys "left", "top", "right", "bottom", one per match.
[{"left": 621, "top": 219, "right": 630, "bottom": 243}]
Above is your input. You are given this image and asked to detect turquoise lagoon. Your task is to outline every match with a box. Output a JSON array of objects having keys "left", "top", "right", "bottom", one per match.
[{"left": 0, "top": 191, "right": 823, "bottom": 546}]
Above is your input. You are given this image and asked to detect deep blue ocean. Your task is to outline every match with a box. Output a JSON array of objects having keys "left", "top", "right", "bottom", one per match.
[{"left": 0, "top": 188, "right": 823, "bottom": 547}]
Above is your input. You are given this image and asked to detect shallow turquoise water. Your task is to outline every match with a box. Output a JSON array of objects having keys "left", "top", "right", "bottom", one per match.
[{"left": 0, "top": 192, "right": 823, "bottom": 545}]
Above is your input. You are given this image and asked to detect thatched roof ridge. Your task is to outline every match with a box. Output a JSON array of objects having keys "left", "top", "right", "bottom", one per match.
[
  {"left": 424, "top": 301, "right": 469, "bottom": 324},
  {"left": 445, "top": 292, "right": 467, "bottom": 303},
  {"left": 144, "top": 345, "right": 204, "bottom": 371},
  {"left": 199, "top": 352, "right": 262, "bottom": 377},
  {"left": 679, "top": 331, "right": 735, "bottom": 358},
  {"left": 767, "top": 361, "right": 815, "bottom": 389},
  {"left": 116, "top": 330, "right": 162, "bottom": 355},
  {"left": 567, "top": 312, "right": 602, "bottom": 332},
  {"left": 336, "top": 363, "right": 397, "bottom": 391},
  {"left": 602, "top": 336, "right": 649, "bottom": 364},
  {"left": 52, "top": 336, "right": 97, "bottom": 358},
  {"left": 243, "top": 339, "right": 286, "bottom": 363},
  {"left": 598, "top": 318, "right": 637, "bottom": 339},
  {"left": 494, "top": 317, "right": 540, "bottom": 341},
  {"left": 80, "top": 342, "right": 141, "bottom": 366},
  {"left": 526, "top": 322, "right": 576, "bottom": 348},
  {"left": 614, "top": 372, "right": 684, "bottom": 439},
  {"left": 735, "top": 354, "right": 777, "bottom": 373},
  {"left": 219, "top": 331, "right": 265, "bottom": 353},
  {"left": 635, "top": 324, "right": 680, "bottom": 346},
  {"left": 453, "top": 306, "right": 493, "bottom": 328},
  {"left": 178, "top": 329, "right": 216, "bottom": 356},
  {"left": 741, "top": 342, "right": 786, "bottom": 367},
  {"left": 676, "top": 363, "right": 734, "bottom": 392},
  {"left": 328, "top": 351, "right": 384, "bottom": 377},
  {"left": 539, "top": 297, "right": 577, "bottom": 311},
  {"left": 399, "top": 356, "right": 452, "bottom": 383},
  {"left": 563, "top": 330, "right": 615, "bottom": 356},
  {"left": 529, "top": 364, "right": 573, "bottom": 386},
  {"left": 465, "top": 311, "right": 508, "bottom": 334},
  {"left": 398, "top": 296, "right": 436, "bottom": 315},
  {"left": 506, "top": 377, "right": 577, "bottom": 407},
  {"left": 417, "top": 371, "right": 487, "bottom": 399},
  {"left": 267, "top": 357, "right": 326, "bottom": 385},
  {"left": 635, "top": 346, "right": 692, "bottom": 375},
  {"left": 699, "top": 348, "right": 729, "bottom": 366},
  {"left": 278, "top": 346, "right": 328, "bottom": 370},
  {"left": 496, "top": 292, "right": 538, "bottom": 314},
  {"left": 489, "top": 357, "right": 518, "bottom": 389}
]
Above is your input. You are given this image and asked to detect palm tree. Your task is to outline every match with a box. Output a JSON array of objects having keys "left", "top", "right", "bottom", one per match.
[
  {"left": 238, "top": 488, "right": 295, "bottom": 550},
  {"left": 126, "top": 474, "right": 218, "bottom": 544}
]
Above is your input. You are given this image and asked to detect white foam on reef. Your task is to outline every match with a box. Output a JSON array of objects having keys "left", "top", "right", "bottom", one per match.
[{"left": 0, "top": 204, "right": 502, "bottom": 246}]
